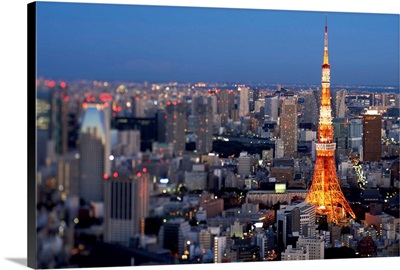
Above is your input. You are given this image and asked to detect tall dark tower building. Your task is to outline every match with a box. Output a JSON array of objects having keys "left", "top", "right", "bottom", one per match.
[
  {"left": 305, "top": 17, "right": 356, "bottom": 224},
  {"left": 217, "top": 90, "right": 234, "bottom": 126},
  {"left": 51, "top": 82, "right": 69, "bottom": 155},
  {"left": 36, "top": 90, "right": 51, "bottom": 167},
  {"left": 363, "top": 110, "right": 382, "bottom": 162},
  {"left": 156, "top": 109, "right": 167, "bottom": 143},
  {"left": 165, "top": 99, "right": 187, "bottom": 155},
  {"left": 280, "top": 96, "right": 298, "bottom": 157},
  {"left": 192, "top": 95, "right": 213, "bottom": 154}
]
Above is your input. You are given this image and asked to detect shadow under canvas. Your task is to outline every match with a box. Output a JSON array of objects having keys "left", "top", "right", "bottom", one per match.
[{"left": 5, "top": 258, "right": 27, "bottom": 267}]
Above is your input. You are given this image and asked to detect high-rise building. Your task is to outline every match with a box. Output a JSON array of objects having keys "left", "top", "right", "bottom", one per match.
[
  {"left": 36, "top": 90, "right": 52, "bottom": 168},
  {"left": 51, "top": 83, "right": 70, "bottom": 155},
  {"left": 132, "top": 95, "right": 145, "bottom": 117},
  {"left": 156, "top": 109, "right": 167, "bottom": 143},
  {"left": 158, "top": 218, "right": 191, "bottom": 256},
  {"left": 165, "top": 99, "right": 187, "bottom": 155},
  {"left": 239, "top": 85, "right": 250, "bottom": 118},
  {"left": 265, "top": 95, "right": 279, "bottom": 121},
  {"left": 280, "top": 97, "right": 298, "bottom": 157},
  {"left": 305, "top": 17, "right": 356, "bottom": 224},
  {"left": 363, "top": 110, "right": 382, "bottom": 162},
  {"left": 298, "top": 90, "right": 319, "bottom": 130},
  {"left": 348, "top": 118, "right": 363, "bottom": 151},
  {"left": 333, "top": 117, "right": 348, "bottom": 159},
  {"left": 237, "top": 152, "right": 252, "bottom": 176},
  {"left": 78, "top": 103, "right": 111, "bottom": 203},
  {"left": 334, "top": 89, "right": 347, "bottom": 118},
  {"left": 112, "top": 130, "right": 140, "bottom": 156},
  {"left": 199, "top": 229, "right": 212, "bottom": 250},
  {"left": 195, "top": 101, "right": 213, "bottom": 154},
  {"left": 213, "top": 236, "right": 227, "bottom": 263},
  {"left": 275, "top": 139, "right": 284, "bottom": 158},
  {"left": 57, "top": 151, "right": 80, "bottom": 199},
  {"left": 217, "top": 90, "right": 234, "bottom": 126},
  {"left": 104, "top": 173, "right": 150, "bottom": 245},
  {"left": 113, "top": 116, "right": 158, "bottom": 152}
]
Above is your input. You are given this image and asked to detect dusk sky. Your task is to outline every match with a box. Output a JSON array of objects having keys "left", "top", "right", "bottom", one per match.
[{"left": 36, "top": 2, "right": 399, "bottom": 86}]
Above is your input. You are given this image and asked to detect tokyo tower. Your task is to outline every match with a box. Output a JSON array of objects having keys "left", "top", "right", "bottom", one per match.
[{"left": 305, "top": 16, "right": 356, "bottom": 224}]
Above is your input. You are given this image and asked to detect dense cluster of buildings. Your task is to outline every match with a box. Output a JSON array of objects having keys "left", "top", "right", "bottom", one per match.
[{"left": 34, "top": 76, "right": 399, "bottom": 268}]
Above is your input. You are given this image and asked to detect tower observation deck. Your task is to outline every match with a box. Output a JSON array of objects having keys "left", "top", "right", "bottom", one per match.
[{"left": 305, "top": 16, "right": 356, "bottom": 225}]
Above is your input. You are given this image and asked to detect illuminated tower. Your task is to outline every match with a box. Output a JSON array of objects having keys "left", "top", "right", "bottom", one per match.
[{"left": 305, "top": 17, "right": 356, "bottom": 224}]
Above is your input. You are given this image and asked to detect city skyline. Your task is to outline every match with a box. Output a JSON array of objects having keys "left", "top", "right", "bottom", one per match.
[
  {"left": 14, "top": 1, "right": 400, "bottom": 269},
  {"left": 36, "top": 2, "right": 399, "bottom": 86}
]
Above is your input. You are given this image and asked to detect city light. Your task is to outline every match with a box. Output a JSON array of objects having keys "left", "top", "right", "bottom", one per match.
[{"left": 32, "top": 6, "right": 400, "bottom": 269}]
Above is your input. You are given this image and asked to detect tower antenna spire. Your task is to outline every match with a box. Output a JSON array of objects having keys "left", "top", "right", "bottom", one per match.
[
  {"left": 323, "top": 14, "right": 329, "bottom": 65},
  {"left": 325, "top": 13, "right": 328, "bottom": 30}
]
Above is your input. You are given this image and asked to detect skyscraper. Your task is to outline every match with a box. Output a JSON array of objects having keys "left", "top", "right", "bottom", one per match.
[
  {"left": 213, "top": 236, "right": 227, "bottom": 263},
  {"left": 348, "top": 118, "right": 363, "bottom": 151},
  {"left": 334, "top": 89, "right": 347, "bottom": 118},
  {"left": 280, "top": 97, "right": 298, "bottom": 157},
  {"left": 239, "top": 85, "right": 250, "bottom": 118},
  {"left": 363, "top": 110, "right": 382, "bottom": 162},
  {"left": 217, "top": 90, "right": 234, "bottom": 126},
  {"left": 158, "top": 218, "right": 191, "bottom": 256},
  {"left": 50, "top": 83, "right": 69, "bottom": 156},
  {"left": 305, "top": 17, "right": 356, "bottom": 224},
  {"left": 194, "top": 98, "right": 213, "bottom": 154},
  {"left": 165, "top": 99, "right": 187, "bottom": 155},
  {"left": 78, "top": 103, "right": 111, "bottom": 203},
  {"left": 333, "top": 118, "right": 348, "bottom": 159},
  {"left": 264, "top": 95, "right": 279, "bottom": 121},
  {"left": 104, "top": 172, "right": 149, "bottom": 245}
]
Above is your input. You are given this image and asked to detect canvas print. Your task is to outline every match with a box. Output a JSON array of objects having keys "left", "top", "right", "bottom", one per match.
[{"left": 28, "top": 1, "right": 400, "bottom": 269}]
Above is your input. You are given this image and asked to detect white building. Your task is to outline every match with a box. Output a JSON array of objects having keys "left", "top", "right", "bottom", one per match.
[
  {"left": 104, "top": 174, "right": 149, "bottom": 245},
  {"left": 214, "top": 236, "right": 227, "bottom": 263},
  {"left": 281, "top": 245, "right": 309, "bottom": 260},
  {"left": 296, "top": 235, "right": 325, "bottom": 260}
]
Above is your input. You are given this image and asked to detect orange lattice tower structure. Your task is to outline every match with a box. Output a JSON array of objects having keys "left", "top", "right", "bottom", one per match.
[{"left": 305, "top": 16, "right": 356, "bottom": 224}]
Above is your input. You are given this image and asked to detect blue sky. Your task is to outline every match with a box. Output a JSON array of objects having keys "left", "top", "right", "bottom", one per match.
[{"left": 36, "top": 2, "right": 399, "bottom": 86}]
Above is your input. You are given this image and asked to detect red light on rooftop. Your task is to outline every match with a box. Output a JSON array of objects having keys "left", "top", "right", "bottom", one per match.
[
  {"left": 136, "top": 172, "right": 142, "bottom": 177},
  {"left": 142, "top": 168, "right": 147, "bottom": 173},
  {"left": 48, "top": 80, "right": 56, "bottom": 88},
  {"left": 167, "top": 101, "right": 171, "bottom": 106},
  {"left": 103, "top": 174, "right": 109, "bottom": 179},
  {"left": 63, "top": 96, "right": 70, "bottom": 102},
  {"left": 60, "top": 82, "right": 67, "bottom": 88},
  {"left": 113, "top": 172, "right": 118, "bottom": 178}
]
